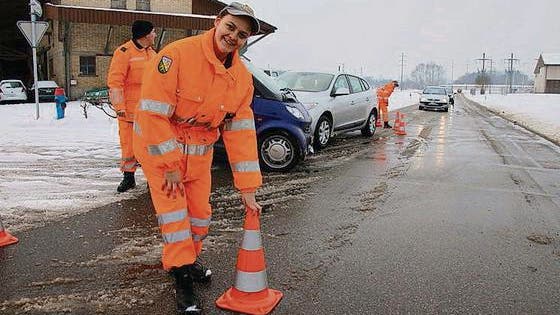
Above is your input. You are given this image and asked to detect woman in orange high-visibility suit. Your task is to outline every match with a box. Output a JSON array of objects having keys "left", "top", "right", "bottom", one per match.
[
  {"left": 107, "top": 20, "right": 156, "bottom": 193},
  {"left": 133, "top": 3, "right": 262, "bottom": 314}
]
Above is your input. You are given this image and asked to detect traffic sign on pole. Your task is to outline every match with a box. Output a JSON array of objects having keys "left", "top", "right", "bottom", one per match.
[{"left": 17, "top": 21, "right": 48, "bottom": 47}]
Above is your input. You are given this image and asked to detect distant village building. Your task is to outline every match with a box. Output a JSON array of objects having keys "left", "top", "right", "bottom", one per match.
[
  {"left": 534, "top": 53, "right": 560, "bottom": 94},
  {"left": 41, "top": 0, "right": 275, "bottom": 99}
]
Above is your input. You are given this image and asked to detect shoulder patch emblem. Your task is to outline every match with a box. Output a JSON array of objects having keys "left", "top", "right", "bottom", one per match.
[
  {"left": 158, "top": 56, "right": 173, "bottom": 74},
  {"left": 120, "top": 47, "right": 127, "bottom": 52}
]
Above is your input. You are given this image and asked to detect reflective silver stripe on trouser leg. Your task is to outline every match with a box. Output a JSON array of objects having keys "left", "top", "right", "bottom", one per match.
[
  {"left": 235, "top": 270, "right": 268, "bottom": 292},
  {"left": 190, "top": 217, "right": 211, "bottom": 242},
  {"left": 162, "top": 229, "right": 192, "bottom": 244},
  {"left": 157, "top": 209, "right": 187, "bottom": 225}
]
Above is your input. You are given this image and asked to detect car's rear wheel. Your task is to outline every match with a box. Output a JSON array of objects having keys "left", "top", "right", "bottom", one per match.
[
  {"left": 361, "top": 110, "right": 377, "bottom": 137},
  {"left": 259, "top": 131, "right": 299, "bottom": 172},
  {"left": 313, "top": 115, "right": 332, "bottom": 150}
]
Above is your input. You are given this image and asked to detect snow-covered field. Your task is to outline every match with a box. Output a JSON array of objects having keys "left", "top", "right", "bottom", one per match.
[
  {"left": 465, "top": 93, "right": 560, "bottom": 145},
  {"left": 0, "top": 101, "right": 146, "bottom": 232},
  {"left": 1, "top": 91, "right": 558, "bottom": 233}
]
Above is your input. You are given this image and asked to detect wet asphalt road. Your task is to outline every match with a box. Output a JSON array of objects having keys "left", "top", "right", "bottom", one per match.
[{"left": 1, "top": 95, "right": 560, "bottom": 314}]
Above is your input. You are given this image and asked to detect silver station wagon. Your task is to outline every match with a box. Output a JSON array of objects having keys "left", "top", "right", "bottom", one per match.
[{"left": 276, "top": 71, "right": 378, "bottom": 150}]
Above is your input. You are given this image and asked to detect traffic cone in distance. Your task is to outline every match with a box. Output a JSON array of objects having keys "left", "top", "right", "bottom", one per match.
[
  {"left": 393, "top": 112, "right": 401, "bottom": 131},
  {"left": 394, "top": 112, "right": 407, "bottom": 136},
  {"left": 0, "top": 216, "right": 18, "bottom": 248},
  {"left": 216, "top": 208, "right": 283, "bottom": 315}
]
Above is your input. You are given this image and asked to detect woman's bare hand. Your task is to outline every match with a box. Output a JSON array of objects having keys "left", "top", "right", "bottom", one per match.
[
  {"left": 241, "top": 191, "right": 262, "bottom": 215},
  {"left": 162, "top": 170, "right": 184, "bottom": 199}
]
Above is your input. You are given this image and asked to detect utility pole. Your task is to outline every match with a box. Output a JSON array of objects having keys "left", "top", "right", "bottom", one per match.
[
  {"left": 476, "top": 53, "right": 492, "bottom": 94},
  {"left": 451, "top": 60, "right": 454, "bottom": 91},
  {"left": 399, "top": 52, "right": 405, "bottom": 90},
  {"left": 505, "top": 53, "right": 519, "bottom": 93}
]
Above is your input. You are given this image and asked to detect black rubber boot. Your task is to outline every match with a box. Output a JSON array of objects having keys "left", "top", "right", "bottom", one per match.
[
  {"left": 383, "top": 122, "right": 392, "bottom": 129},
  {"left": 117, "top": 172, "right": 136, "bottom": 193},
  {"left": 171, "top": 266, "right": 201, "bottom": 314},
  {"left": 187, "top": 259, "right": 212, "bottom": 283}
]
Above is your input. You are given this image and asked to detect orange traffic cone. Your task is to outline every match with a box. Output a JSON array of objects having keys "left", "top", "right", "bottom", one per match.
[
  {"left": 394, "top": 112, "right": 407, "bottom": 136},
  {"left": 216, "top": 208, "right": 283, "bottom": 315},
  {"left": 0, "top": 215, "right": 18, "bottom": 248}
]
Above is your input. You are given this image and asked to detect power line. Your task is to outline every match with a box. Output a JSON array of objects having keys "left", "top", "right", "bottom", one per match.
[
  {"left": 504, "top": 53, "right": 519, "bottom": 93},
  {"left": 399, "top": 52, "right": 405, "bottom": 90}
]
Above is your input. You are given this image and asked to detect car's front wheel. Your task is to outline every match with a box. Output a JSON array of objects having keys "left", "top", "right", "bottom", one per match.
[
  {"left": 313, "top": 115, "right": 332, "bottom": 150},
  {"left": 361, "top": 110, "right": 377, "bottom": 137},
  {"left": 259, "top": 131, "right": 300, "bottom": 172}
]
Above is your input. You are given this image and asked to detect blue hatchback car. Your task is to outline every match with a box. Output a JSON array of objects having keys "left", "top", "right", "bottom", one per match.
[{"left": 216, "top": 61, "right": 312, "bottom": 172}]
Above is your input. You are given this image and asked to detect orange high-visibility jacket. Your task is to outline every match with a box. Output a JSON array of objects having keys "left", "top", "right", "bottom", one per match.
[
  {"left": 377, "top": 86, "right": 389, "bottom": 104},
  {"left": 134, "top": 29, "right": 262, "bottom": 192},
  {"left": 107, "top": 40, "right": 156, "bottom": 121}
]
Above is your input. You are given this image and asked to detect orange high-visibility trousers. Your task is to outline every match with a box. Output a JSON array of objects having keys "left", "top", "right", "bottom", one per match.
[
  {"left": 139, "top": 141, "right": 213, "bottom": 270},
  {"left": 378, "top": 99, "right": 389, "bottom": 123},
  {"left": 118, "top": 120, "right": 137, "bottom": 172}
]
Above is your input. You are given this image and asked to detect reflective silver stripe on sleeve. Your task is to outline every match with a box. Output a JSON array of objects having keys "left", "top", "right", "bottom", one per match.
[
  {"left": 148, "top": 138, "right": 178, "bottom": 156},
  {"left": 241, "top": 230, "right": 262, "bottom": 251},
  {"left": 157, "top": 209, "right": 187, "bottom": 225},
  {"left": 133, "top": 122, "right": 141, "bottom": 135},
  {"left": 190, "top": 217, "right": 211, "bottom": 227},
  {"left": 235, "top": 270, "right": 268, "bottom": 293},
  {"left": 162, "top": 229, "right": 191, "bottom": 244},
  {"left": 232, "top": 161, "right": 260, "bottom": 172},
  {"left": 193, "top": 234, "right": 208, "bottom": 242},
  {"left": 139, "top": 99, "right": 174, "bottom": 117},
  {"left": 185, "top": 144, "right": 213, "bottom": 156},
  {"left": 224, "top": 119, "right": 255, "bottom": 131}
]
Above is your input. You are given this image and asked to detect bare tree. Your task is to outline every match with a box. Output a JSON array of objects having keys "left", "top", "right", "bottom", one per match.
[{"left": 410, "top": 62, "right": 446, "bottom": 88}]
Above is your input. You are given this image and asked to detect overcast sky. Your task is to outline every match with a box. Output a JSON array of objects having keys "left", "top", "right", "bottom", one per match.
[{"left": 242, "top": 0, "right": 560, "bottom": 80}]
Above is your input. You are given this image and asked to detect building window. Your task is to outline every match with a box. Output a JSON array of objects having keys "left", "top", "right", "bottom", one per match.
[
  {"left": 79, "top": 56, "right": 96, "bottom": 76},
  {"left": 137, "top": 0, "right": 150, "bottom": 11},
  {"left": 111, "top": 0, "right": 126, "bottom": 9}
]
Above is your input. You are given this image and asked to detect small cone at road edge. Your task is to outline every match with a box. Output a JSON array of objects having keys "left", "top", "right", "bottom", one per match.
[
  {"left": 0, "top": 216, "right": 18, "bottom": 248},
  {"left": 394, "top": 112, "right": 407, "bottom": 136},
  {"left": 216, "top": 207, "right": 283, "bottom": 315}
]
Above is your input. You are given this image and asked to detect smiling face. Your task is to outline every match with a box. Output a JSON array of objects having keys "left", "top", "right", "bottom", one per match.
[{"left": 213, "top": 14, "right": 252, "bottom": 61}]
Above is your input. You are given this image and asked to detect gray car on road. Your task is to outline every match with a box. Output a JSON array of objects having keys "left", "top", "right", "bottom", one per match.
[{"left": 276, "top": 71, "right": 378, "bottom": 149}]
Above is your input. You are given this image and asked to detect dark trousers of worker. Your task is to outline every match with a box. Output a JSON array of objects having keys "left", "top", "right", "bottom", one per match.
[
  {"left": 118, "top": 119, "right": 138, "bottom": 172},
  {"left": 141, "top": 146, "right": 213, "bottom": 271}
]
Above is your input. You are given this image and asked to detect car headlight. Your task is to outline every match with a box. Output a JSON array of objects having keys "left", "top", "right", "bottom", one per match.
[
  {"left": 286, "top": 106, "right": 305, "bottom": 119},
  {"left": 303, "top": 102, "right": 319, "bottom": 110},
  {"left": 420, "top": 97, "right": 427, "bottom": 102}
]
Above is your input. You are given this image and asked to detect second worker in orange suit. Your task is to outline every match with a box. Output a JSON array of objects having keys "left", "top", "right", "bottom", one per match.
[
  {"left": 107, "top": 20, "right": 157, "bottom": 192},
  {"left": 377, "top": 80, "right": 399, "bottom": 128},
  {"left": 133, "top": 2, "right": 262, "bottom": 313}
]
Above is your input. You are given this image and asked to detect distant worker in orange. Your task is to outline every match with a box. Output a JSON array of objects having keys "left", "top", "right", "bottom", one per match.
[
  {"left": 133, "top": 3, "right": 262, "bottom": 313},
  {"left": 107, "top": 20, "right": 157, "bottom": 192},
  {"left": 377, "top": 80, "right": 399, "bottom": 128}
]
